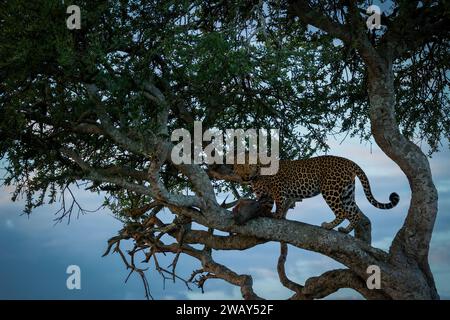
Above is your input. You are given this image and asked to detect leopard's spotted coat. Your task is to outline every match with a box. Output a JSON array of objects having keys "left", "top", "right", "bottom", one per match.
[{"left": 233, "top": 155, "right": 399, "bottom": 233}]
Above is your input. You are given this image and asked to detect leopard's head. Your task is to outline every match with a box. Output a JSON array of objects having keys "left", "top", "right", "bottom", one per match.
[{"left": 233, "top": 153, "right": 260, "bottom": 182}]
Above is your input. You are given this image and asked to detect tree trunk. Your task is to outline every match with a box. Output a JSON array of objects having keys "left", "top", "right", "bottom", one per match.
[{"left": 366, "top": 66, "right": 439, "bottom": 299}]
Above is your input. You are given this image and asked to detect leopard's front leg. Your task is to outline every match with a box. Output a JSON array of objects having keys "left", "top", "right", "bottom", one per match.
[
  {"left": 255, "top": 193, "right": 274, "bottom": 217},
  {"left": 274, "top": 198, "right": 294, "bottom": 219},
  {"left": 253, "top": 185, "right": 274, "bottom": 217}
]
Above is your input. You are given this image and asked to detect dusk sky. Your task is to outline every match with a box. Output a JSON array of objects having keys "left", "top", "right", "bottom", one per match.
[{"left": 1, "top": 134, "right": 449, "bottom": 300}]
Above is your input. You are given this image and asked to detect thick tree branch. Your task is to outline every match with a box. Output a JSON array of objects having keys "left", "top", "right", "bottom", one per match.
[
  {"left": 366, "top": 72, "right": 439, "bottom": 299},
  {"left": 206, "top": 164, "right": 244, "bottom": 183},
  {"left": 197, "top": 252, "right": 263, "bottom": 300},
  {"left": 286, "top": 0, "right": 441, "bottom": 300},
  {"left": 172, "top": 206, "right": 390, "bottom": 281},
  {"left": 178, "top": 230, "right": 267, "bottom": 250},
  {"left": 288, "top": 0, "right": 352, "bottom": 43},
  {"left": 85, "top": 83, "right": 218, "bottom": 212},
  {"left": 59, "top": 147, "right": 154, "bottom": 195},
  {"left": 301, "top": 269, "right": 389, "bottom": 300},
  {"left": 59, "top": 147, "right": 203, "bottom": 209},
  {"left": 277, "top": 243, "right": 388, "bottom": 300}
]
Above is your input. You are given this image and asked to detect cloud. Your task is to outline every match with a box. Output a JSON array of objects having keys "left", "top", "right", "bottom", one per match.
[
  {"left": 430, "top": 231, "right": 450, "bottom": 268},
  {"left": 436, "top": 180, "right": 450, "bottom": 194},
  {"left": 5, "top": 219, "right": 14, "bottom": 229},
  {"left": 428, "top": 230, "right": 450, "bottom": 299}
]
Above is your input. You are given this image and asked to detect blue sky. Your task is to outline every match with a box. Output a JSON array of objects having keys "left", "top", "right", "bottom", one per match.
[{"left": 0, "top": 135, "right": 449, "bottom": 300}]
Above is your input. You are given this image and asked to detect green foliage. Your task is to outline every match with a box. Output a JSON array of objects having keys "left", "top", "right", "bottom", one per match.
[{"left": 0, "top": 0, "right": 448, "bottom": 217}]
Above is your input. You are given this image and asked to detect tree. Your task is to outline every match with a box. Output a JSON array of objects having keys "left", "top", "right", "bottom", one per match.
[{"left": 0, "top": 0, "right": 448, "bottom": 299}]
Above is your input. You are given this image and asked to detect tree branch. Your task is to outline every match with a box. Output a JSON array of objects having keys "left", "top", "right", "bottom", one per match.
[
  {"left": 85, "top": 83, "right": 155, "bottom": 156},
  {"left": 59, "top": 147, "right": 203, "bottom": 209},
  {"left": 277, "top": 242, "right": 303, "bottom": 295},
  {"left": 288, "top": 0, "right": 352, "bottom": 43},
  {"left": 301, "top": 269, "right": 389, "bottom": 300},
  {"left": 380, "top": 2, "right": 450, "bottom": 60},
  {"left": 132, "top": 225, "right": 263, "bottom": 299},
  {"left": 172, "top": 205, "right": 390, "bottom": 281}
]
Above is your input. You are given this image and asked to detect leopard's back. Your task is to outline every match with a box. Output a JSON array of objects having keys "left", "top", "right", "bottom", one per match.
[
  {"left": 254, "top": 155, "right": 356, "bottom": 200},
  {"left": 234, "top": 154, "right": 399, "bottom": 233}
]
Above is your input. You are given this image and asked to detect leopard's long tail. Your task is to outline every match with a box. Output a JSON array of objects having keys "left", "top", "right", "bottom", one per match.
[{"left": 353, "top": 163, "right": 399, "bottom": 209}]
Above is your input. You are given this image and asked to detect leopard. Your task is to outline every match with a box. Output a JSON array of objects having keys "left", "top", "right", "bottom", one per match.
[{"left": 233, "top": 155, "right": 399, "bottom": 233}]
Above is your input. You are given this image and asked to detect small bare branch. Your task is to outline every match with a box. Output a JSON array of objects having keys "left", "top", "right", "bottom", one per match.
[{"left": 277, "top": 242, "right": 303, "bottom": 295}]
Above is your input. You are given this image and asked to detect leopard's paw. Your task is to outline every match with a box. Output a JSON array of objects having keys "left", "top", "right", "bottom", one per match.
[
  {"left": 338, "top": 226, "right": 351, "bottom": 234},
  {"left": 321, "top": 222, "right": 333, "bottom": 229}
]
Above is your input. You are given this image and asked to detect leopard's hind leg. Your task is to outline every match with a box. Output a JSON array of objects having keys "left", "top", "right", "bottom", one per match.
[
  {"left": 321, "top": 190, "right": 346, "bottom": 230},
  {"left": 321, "top": 182, "right": 361, "bottom": 233},
  {"left": 338, "top": 183, "right": 363, "bottom": 234}
]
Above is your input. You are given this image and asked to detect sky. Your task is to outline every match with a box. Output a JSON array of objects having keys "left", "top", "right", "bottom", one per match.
[{"left": 0, "top": 135, "right": 449, "bottom": 300}]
